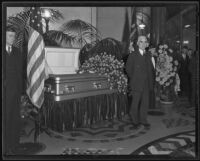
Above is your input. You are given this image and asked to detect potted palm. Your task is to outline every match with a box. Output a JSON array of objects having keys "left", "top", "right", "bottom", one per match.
[{"left": 155, "top": 44, "right": 180, "bottom": 117}]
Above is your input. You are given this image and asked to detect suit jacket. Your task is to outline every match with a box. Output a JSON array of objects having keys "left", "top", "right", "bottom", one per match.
[
  {"left": 178, "top": 54, "right": 190, "bottom": 77},
  {"left": 126, "top": 50, "right": 155, "bottom": 92},
  {"left": 3, "top": 46, "right": 23, "bottom": 95}
]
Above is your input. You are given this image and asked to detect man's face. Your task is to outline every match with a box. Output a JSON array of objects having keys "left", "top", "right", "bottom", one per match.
[
  {"left": 182, "top": 48, "right": 188, "bottom": 54},
  {"left": 6, "top": 31, "right": 16, "bottom": 46},
  {"left": 188, "top": 50, "right": 192, "bottom": 55},
  {"left": 137, "top": 36, "right": 148, "bottom": 50}
]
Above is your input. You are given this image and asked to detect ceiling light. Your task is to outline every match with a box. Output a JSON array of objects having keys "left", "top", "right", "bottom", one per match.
[
  {"left": 139, "top": 23, "right": 145, "bottom": 29},
  {"left": 184, "top": 24, "right": 191, "bottom": 28},
  {"left": 183, "top": 40, "right": 189, "bottom": 44},
  {"left": 139, "top": 8, "right": 145, "bottom": 29},
  {"left": 43, "top": 9, "right": 51, "bottom": 18}
]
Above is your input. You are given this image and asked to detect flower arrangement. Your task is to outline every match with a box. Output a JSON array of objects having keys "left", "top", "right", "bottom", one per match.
[
  {"left": 155, "top": 44, "right": 180, "bottom": 102},
  {"left": 78, "top": 52, "right": 128, "bottom": 94}
]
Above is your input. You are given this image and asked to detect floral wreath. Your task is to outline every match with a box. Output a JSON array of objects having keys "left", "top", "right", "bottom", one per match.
[{"left": 78, "top": 52, "right": 128, "bottom": 94}]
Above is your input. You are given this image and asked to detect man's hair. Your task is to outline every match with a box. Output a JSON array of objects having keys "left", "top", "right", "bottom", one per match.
[
  {"left": 6, "top": 26, "right": 16, "bottom": 33},
  {"left": 137, "top": 35, "right": 147, "bottom": 43}
]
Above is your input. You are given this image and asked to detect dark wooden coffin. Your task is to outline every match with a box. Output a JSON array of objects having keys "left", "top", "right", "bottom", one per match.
[{"left": 44, "top": 73, "right": 117, "bottom": 101}]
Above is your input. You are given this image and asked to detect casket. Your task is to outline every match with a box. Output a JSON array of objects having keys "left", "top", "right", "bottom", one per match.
[
  {"left": 45, "top": 47, "right": 80, "bottom": 75},
  {"left": 44, "top": 73, "right": 117, "bottom": 101}
]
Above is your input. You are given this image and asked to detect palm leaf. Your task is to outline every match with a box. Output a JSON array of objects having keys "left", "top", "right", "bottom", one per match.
[
  {"left": 79, "top": 42, "right": 99, "bottom": 65},
  {"left": 46, "top": 30, "right": 81, "bottom": 48},
  {"left": 7, "top": 10, "right": 30, "bottom": 50},
  {"left": 23, "top": 7, "right": 64, "bottom": 23},
  {"left": 23, "top": 7, "right": 31, "bottom": 12},
  {"left": 46, "top": 19, "right": 101, "bottom": 48},
  {"left": 86, "top": 38, "right": 123, "bottom": 60},
  {"left": 59, "top": 19, "right": 101, "bottom": 45}
]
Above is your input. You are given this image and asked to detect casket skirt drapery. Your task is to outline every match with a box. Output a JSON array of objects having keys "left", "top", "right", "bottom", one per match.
[{"left": 41, "top": 74, "right": 128, "bottom": 132}]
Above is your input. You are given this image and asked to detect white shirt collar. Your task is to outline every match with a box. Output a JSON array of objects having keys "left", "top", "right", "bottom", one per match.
[
  {"left": 139, "top": 48, "right": 144, "bottom": 55},
  {"left": 6, "top": 45, "right": 12, "bottom": 52}
]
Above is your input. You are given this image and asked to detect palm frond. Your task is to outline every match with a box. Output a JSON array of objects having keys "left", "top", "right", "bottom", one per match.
[
  {"left": 79, "top": 42, "right": 98, "bottom": 65},
  {"left": 59, "top": 19, "right": 101, "bottom": 44},
  {"left": 7, "top": 10, "right": 30, "bottom": 28},
  {"left": 86, "top": 38, "right": 123, "bottom": 60},
  {"left": 46, "top": 30, "right": 82, "bottom": 48},
  {"left": 23, "top": 7, "right": 31, "bottom": 12},
  {"left": 7, "top": 11, "right": 30, "bottom": 49},
  {"left": 45, "top": 19, "right": 101, "bottom": 48}
]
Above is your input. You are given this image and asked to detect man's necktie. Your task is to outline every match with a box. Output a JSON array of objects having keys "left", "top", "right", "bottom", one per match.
[
  {"left": 143, "top": 50, "right": 146, "bottom": 56},
  {"left": 8, "top": 46, "right": 12, "bottom": 54}
]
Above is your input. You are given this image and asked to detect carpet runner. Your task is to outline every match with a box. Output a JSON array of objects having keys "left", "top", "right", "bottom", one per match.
[{"left": 131, "top": 130, "right": 195, "bottom": 158}]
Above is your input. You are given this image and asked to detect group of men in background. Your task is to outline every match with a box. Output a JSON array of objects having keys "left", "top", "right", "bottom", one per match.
[{"left": 178, "top": 46, "right": 198, "bottom": 108}]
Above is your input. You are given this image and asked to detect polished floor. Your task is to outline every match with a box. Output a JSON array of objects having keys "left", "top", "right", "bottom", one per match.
[{"left": 19, "top": 96, "right": 196, "bottom": 156}]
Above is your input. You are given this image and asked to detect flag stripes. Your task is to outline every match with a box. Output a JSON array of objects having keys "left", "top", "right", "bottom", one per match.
[
  {"left": 26, "top": 28, "right": 46, "bottom": 108},
  {"left": 30, "top": 70, "right": 45, "bottom": 104},
  {"left": 27, "top": 42, "right": 45, "bottom": 82},
  {"left": 27, "top": 31, "right": 43, "bottom": 65},
  {"left": 26, "top": 7, "right": 46, "bottom": 108}
]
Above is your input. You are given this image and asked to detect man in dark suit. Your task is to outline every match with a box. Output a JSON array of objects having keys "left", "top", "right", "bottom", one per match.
[
  {"left": 178, "top": 46, "right": 190, "bottom": 98},
  {"left": 188, "top": 50, "right": 198, "bottom": 107},
  {"left": 3, "top": 26, "right": 23, "bottom": 155},
  {"left": 126, "top": 36, "right": 155, "bottom": 128}
]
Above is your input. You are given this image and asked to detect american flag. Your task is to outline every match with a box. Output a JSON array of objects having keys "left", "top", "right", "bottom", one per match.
[
  {"left": 129, "top": 7, "right": 138, "bottom": 50},
  {"left": 26, "top": 7, "right": 46, "bottom": 108}
]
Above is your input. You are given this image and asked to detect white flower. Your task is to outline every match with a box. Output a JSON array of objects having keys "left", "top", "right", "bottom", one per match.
[
  {"left": 174, "top": 67, "right": 177, "bottom": 71},
  {"left": 156, "top": 77, "right": 160, "bottom": 82},
  {"left": 159, "top": 45, "right": 163, "bottom": 49},
  {"left": 174, "top": 60, "right": 178, "bottom": 66},
  {"left": 166, "top": 82, "right": 170, "bottom": 86},
  {"left": 163, "top": 44, "right": 168, "bottom": 49},
  {"left": 169, "top": 49, "right": 173, "bottom": 53}
]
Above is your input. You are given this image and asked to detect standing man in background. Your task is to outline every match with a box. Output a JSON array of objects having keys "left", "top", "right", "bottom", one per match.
[
  {"left": 3, "top": 26, "right": 23, "bottom": 155},
  {"left": 178, "top": 46, "right": 190, "bottom": 99},
  {"left": 188, "top": 50, "right": 198, "bottom": 108},
  {"left": 126, "top": 35, "right": 155, "bottom": 128}
]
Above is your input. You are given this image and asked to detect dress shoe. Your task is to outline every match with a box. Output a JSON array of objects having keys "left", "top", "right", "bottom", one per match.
[{"left": 132, "top": 123, "right": 141, "bottom": 129}]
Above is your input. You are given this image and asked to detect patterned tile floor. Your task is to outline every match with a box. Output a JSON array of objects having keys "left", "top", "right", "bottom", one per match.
[
  {"left": 18, "top": 96, "right": 197, "bottom": 157},
  {"left": 131, "top": 130, "right": 195, "bottom": 156}
]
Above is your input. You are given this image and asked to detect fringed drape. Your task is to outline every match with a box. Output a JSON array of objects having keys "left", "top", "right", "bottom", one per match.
[{"left": 42, "top": 93, "right": 128, "bottom": 132}]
